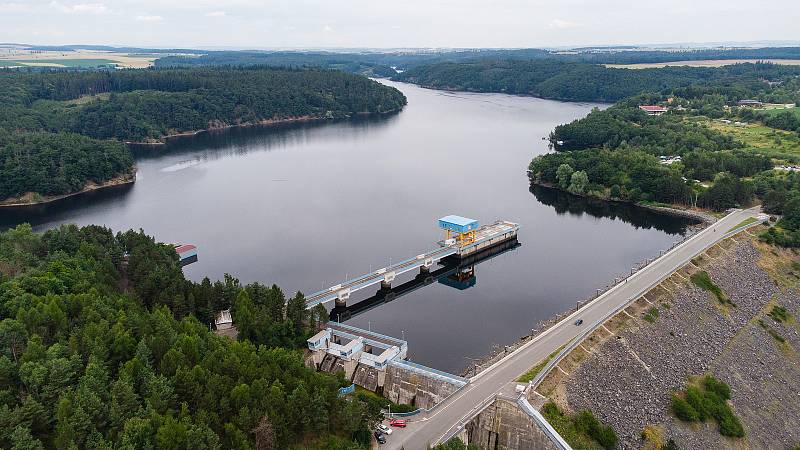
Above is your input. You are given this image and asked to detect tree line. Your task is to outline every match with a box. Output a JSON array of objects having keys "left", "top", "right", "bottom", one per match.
[{"left": 393, "top": 60, "right": 800, "bottom": 103}]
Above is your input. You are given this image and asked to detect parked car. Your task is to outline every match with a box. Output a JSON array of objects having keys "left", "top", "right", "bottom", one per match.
[
  {"left": 374, "top": 431, "right": 386, "bottom": 444},
  {"left": 376, "top": 423, "right": 392, "bottom": 435},
  {"left": 390, "top": 418, "right": 407, "bottom": 427},
  {"left": 574, "top": 319, "right": 583, "bottom": 326}
]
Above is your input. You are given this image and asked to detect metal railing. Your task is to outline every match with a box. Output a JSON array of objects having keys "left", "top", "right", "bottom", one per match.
[{"left": 517, "top": 397, "right": 572, "bottom": 450}]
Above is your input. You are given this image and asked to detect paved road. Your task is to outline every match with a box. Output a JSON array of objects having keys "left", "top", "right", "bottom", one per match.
[{"left": 386, "top": 207, "right": 761, "bottom": 450}]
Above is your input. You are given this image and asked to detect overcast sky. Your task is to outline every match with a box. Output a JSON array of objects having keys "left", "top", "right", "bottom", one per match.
[{"left": 1, "top": 0, "right": 798, "bottom": 49}]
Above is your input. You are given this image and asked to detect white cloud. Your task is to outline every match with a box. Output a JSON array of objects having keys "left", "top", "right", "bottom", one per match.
[
  {"left": 49, "top": 2, "right": 110, "bottom": 15},
  {"left": 323, "top": 24, "right": 333, "bottom": 32},
  {"left": 0, "top": 2, "right": 34, "bottom": 13},
  {"left": 547, "top": 18, "right": 581, "bottom": 30},
  {"left": 70, "top": 3, "right": 108, "bottom": 14},
  {"left": 135, "top": 14, "right": 163, "bottom": 22},
  {"left": 205, "top": 10, "right": 225, "bottom": 17}
]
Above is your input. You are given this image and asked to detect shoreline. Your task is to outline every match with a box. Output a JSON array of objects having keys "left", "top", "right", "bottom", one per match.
[
  {"left": 530, "top": 180, "right": 717, "bottom": 223},
  {"left": 126, "top": 109, "right": 403, "bottom": 146},
  {"left": 0, "top": 171, "right": 136, "bottom": 208},
  {"left": 394, "top": 80, "right": 614, "bottom": 104}
]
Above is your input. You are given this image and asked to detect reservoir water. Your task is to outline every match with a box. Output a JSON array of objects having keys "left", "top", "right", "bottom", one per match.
[{"left": 0, "top": 81, "right": 695, "bottom": 373}]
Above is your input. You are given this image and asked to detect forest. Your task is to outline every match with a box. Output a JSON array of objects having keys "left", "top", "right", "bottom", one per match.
[
  {"left": 0, "top": 223, "right": 375, "bottom": 449},
  {"left": 0, "top": 66, "right": 406, "bottom": 203},
  {"left": 394, "top": 59, "right": 800, "bottom": 103},
  {"left": 0, "top": 130, "right": 133, "bottom": 202},
  {"left": 0, "top": 67, "right": 407, "bottom": 142}
]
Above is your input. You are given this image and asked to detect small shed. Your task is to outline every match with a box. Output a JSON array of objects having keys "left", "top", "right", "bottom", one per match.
[{"left": 438, "top": 215, "right": 479, "bottom": 234}]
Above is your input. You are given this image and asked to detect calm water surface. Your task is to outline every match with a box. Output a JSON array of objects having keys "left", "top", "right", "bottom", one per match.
[{"left": 1, "top": 81, "right": 694, "bottom": 373}]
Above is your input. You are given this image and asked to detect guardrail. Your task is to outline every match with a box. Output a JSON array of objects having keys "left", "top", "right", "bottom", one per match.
[
  {"left": 517, "top": 397, "right": 572, "bottom": 450},
  {"left": 528, "top": 212, "right": 766, "bottom": 389}
]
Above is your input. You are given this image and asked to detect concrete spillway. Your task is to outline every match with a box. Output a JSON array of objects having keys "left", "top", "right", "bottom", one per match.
[{"left": 304, "top": 220, "right": 519, "bottom": 309}]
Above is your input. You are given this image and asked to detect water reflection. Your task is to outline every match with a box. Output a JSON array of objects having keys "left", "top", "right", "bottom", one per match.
[
  {"left": 0, "top": 183, "right": 135, "bottom": 230},
  {"left": 131, "top": 113, "right": 400, "bottom": 162},
  {"left": 529, "top": 184, "right": 697, "bottom": 234}
]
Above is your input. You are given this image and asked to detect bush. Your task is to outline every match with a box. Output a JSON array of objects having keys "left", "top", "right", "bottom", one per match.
[
  {"left": 671, "top": 394, "right": 699, "bottom": 422},
  {"left": 718, "top": 410, "right": 745, "bottom": 437},
  {"left": 542, "top": 402, "right": 617, "bottom": 449},
  {"left": 672, "top": 376, "right": 745, "bottom": 438}
]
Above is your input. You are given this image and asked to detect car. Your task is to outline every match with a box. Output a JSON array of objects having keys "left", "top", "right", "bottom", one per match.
[
  {"left": 390, "top": 418, "right": 407, "bottom": 427},
  {"left": 574, "top": 319, "right": 583, "bottom": 326},
  {"left": 374, "top": 431, "right": 386, "bottom": 444},
  {"left": 376, "top": 423, "right": 392, "bottom": 435}
]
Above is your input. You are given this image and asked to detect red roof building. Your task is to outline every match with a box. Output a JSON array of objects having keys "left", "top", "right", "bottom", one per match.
[
  {"left": 175, "top": 244, "right": 196, "bottom": 254},
  {"left": 639, "top": 105, "right": 668, "bottom": 116}
]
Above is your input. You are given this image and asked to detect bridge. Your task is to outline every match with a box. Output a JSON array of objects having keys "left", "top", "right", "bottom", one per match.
[
  {"left": 386, "top": 207, "right": 766, "bottom": 449},
  {"left": 329, "top": 238, "right": 521, "bottom": 322},
  {"left": 305, "top": 218, "right": 519, "bottom": 309}
]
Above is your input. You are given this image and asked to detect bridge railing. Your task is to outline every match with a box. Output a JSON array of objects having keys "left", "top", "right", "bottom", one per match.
[{"left": 389, "top": 359, "right": 469, "bottom": 387}]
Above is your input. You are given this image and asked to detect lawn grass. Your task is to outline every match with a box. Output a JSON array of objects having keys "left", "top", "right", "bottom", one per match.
[
  {"left": 643, "top": 307, "right": 660, "bottom": 323},
  {"left": 728, "top": 217, "right": 759, "bottom": 233},
  {"left": 759, "top": 106, "right": 800, "bottom": 118},
  {"left": 690, "top": 271, "right": 736, "bottom": 307},
  {"left": 517, "top": 344, "right": 566, "bottom": 382}
]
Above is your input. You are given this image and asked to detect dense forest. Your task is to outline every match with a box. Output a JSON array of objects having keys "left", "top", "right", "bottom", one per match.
[
  {"left": 0, "top": 223, "right": 377, "bottom": 449},
  {"left": 0, "top": 66, "right": 406, "bottom": 203},
  {"left": 0, "top": 67, "right": 407, "bottom": 142},
  {"left": 0, "top": 130, "right": 132, "bottom": 202},
  {"left": 395, "top": 59, "right": 800, "bottom": 103}
]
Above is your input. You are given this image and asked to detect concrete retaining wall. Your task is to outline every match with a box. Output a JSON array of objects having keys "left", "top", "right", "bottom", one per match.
[
  {"left": 382, "top": 363, "right": 461, "bottom": 410},
  {"left": 466, "top": 398, "right": 558, "bottom": 450}
]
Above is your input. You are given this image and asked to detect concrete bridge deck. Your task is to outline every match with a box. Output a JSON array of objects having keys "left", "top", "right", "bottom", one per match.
[{"left": 305, "top": 220, "right": 518, "bottom": 309}]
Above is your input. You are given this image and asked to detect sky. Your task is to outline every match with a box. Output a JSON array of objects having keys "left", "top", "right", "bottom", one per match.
[{"left": 1, "top": 0, "right": 799, "bottom": 49}]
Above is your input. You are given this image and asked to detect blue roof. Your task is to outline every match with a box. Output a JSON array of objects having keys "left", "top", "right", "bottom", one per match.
[{"left": 439, "top": 215, "right": 477, "bottom": 226}]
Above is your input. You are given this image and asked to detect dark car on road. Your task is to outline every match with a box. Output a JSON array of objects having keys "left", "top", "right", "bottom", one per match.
[
  {"left": 574, "top": 319, "right": 583, "bottom": 326},
  {"left": 374, "top": 431, "right": 386, "bottom": 444}
]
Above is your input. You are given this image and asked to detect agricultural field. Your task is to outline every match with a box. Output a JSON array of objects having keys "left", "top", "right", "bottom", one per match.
[
  {"left": 697, "top": 117, "right": 800, "bottom": 162},
  {"left": 606, "top": 59, "right": 800, "bottom": 69},
  {"left": 0, "top": 49, "right": 158, "bottom": 68}
]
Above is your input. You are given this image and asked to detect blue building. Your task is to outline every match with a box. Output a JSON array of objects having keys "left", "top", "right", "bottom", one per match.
[{"left": 438, "top": 215, "right": 479, "bottom": 234}]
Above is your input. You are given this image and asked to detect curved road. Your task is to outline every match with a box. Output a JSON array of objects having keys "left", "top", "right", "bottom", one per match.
[{"left": 387, "top": 207, "right": 762, "bottom": 449}]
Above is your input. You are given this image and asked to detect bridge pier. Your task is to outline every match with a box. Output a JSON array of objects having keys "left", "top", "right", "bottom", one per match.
[
  {"left": 335, "top": 298, "right": 347, "bottom": 308},
  {"left": 380, "top": 280, "right": 391, "bottom": 290},
  {"left": 420, "top": 265, "right": 430, "bottom": 274}
]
